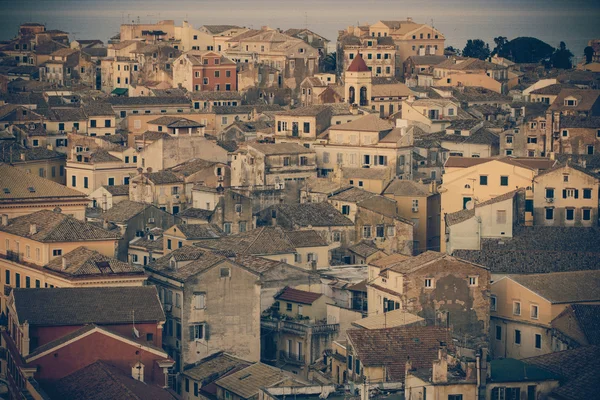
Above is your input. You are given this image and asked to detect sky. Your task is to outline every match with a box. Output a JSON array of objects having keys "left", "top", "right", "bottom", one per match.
[{"left": 0, "top": 0, "right": 599, "bottom": 56}]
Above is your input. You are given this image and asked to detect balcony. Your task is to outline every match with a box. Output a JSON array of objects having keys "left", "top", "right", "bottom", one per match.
[
  {"left": 279, "top": 350, "right": 305, "bottom": 365},
  {"left": 261, "top": 317, "right": 339, "bottom": 336}
]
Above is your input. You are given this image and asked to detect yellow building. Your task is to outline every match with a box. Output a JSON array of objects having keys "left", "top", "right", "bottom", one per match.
[
  {"left": 162, "top": 224, "right": 224, "bottom": 254},
  {"left": 0, "top": 163, "right": 88, "bottom": 220},
  {"left": 439, "top": 157, "right": 554, "bottom": 252},
  {"left": 383, "top": 179, "right": 440, "bottom": 253},
  {"left": 490, "top": 271, "right": 600, "bottom": 359},
  {"left": 533, "top": 163, "right": 599, "bottom": 226},
  {"left": 66, "top": 147, "right": 138, "bottom": 195}
]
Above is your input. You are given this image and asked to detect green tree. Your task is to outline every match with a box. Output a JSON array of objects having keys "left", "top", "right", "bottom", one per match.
[
  {"left": 492, "top": 36, "right": 508, "bottom": 56},
  {"left": 496, "top": 37, "right": 555, "bottom": 63},
  {"left": 584, "top": 46, "right": 594, "bottom": 64},
  {"left": 322, "top": 52, "right": 336, "bottom": 72},
  {"left": 444, "top": 46, "right": 460, "bottom": 56},
  {"left": 551, "top": 41, "right": 574, "bottom": 69},
  {"left": 462, "top": 39, "right": 491, "bottom": 60}
]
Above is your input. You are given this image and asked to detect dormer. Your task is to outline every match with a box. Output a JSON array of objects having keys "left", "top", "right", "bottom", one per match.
[
  {"left": 564, "top": 96, "right": 578, "bottom": 107},
  {"left": 169, "top": 257, "right": 177, "bottom": 270}
]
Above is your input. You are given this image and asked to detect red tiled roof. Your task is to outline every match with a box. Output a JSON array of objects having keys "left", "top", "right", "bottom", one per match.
[
  {"left": 347, "top": 54, "right": 369, "bottom": 72},
  {"left": 275, "top": 286, "right": 322, "bottom": 305}
]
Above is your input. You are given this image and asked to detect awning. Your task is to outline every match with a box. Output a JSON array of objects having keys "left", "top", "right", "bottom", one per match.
[{"left": 111, "top": 88, "right": 128, "bottom": 96}]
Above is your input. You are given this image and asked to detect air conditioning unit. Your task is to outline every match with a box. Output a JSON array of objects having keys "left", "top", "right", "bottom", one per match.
[
  {"left": 546, "top": 197, "right": 554, "bottom": 203},
  {"left": 412, "top": 207, "right": 419, "bottom": 213}
]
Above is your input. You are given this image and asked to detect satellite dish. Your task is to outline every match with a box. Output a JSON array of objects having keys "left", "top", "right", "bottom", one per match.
[{"left": 465, "top": 201, "right": 475, "bottom": 210}]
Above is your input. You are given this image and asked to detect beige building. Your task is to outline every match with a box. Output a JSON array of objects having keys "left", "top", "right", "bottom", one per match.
[
  {"left": 88, "top": 185, "right": 129, "bottom": 211},
  {"left": 342, "top": 38, "right": 396, "bottom": 78},
  {"left": 366, "top": 252, "right": 491, "bottom": 350},
  {"left": 230, "top": 143, "right": 317, "bottom": 187},
  {"left": 66, "top": 147, "right": 138, "bottom": 195},
  {"left": 130, "top": 170, "right": 185, "bottom": 215},
  {"left": 439, "top": 157, "right": 553, "bottom": 252},
  {"left": 0, "top": 163, "right": 88, "bottom": 220},
  {"left": 401, "top": 98, "right": 463, "bottom": 132},
  {"left": 490, "top": 271, "right": 600, "bottom": 359},
  {"left": 162, "top": 224, "right": 223, "bottom": 254},
  {"left": 432, "top": 57, "right": 509, "bottom": 93},
  {"left": 145, "top": 246, "right": 261, "bottom": 370},
  {"left": 532, "top": 163, "right": 599, "bottom": 226},
  {"left": 383, "top": 179, "right": 440, "bottom": 253}
]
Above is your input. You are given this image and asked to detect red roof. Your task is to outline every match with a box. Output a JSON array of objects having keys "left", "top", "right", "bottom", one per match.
[
  {"left": 347, "top": 54, "right": 369, "bottom": 72},
  {"left": 275, "top": 286, "right": 322, "bottom": 305}
]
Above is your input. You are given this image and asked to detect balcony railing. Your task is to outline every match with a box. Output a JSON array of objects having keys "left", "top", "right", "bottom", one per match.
[
  {"left": 279, "top": 350, "right": 305, "bottom": 365},
  {"left": 261, "top": 318, "right": 339, "bottom": 336}
]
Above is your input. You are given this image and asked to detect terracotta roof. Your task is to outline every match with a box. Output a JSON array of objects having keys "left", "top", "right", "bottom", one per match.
[
  {"left": 329, "top": 186, "right": 376, "bottom": 203},
  {"left": 177, "top": 207, "right": 213, "bottom": 220},
  {"left": 372, "top": 83, "right": 414, "bottom": 98},
  {"left": 370, "top": 253, "right": 411, "bottom": 268},
  {"left": 524, "top": 346, "right": 600, "bottom": 400},
  {"left": 347, "top": 53, "right": 370, "bottom": 72},
  {"left": 146, "top": 246, "right": 231, "bottom": 282},
  {"left": 249, "top": 142, "right": 314, "bottom": 155},
  {"left": 0, "top": 163, "right": 85, "bottom": 201},
  {"left": 509, "top": 270, "right": 600, "bottom": 304},
  {"left": 552, "top": 304, "right": 600, "bottom": 346},
  {"left": 348, "top": 240, "right": 381, "bottom": 258},
  {"left": 275, "top": 286, "right": 322, "bottom": 305},
  {"left": 342, "top": 167, "right": 390, "bottom": 180},
  {"left": 269, "top": 202, "right": 353, "bottom": 227},
  {"left": 383, "top": 179, "right": 434, "bottom": 197},
  {"left": 195, "top": 227, "right": 297, "bottom": 256},
  {"left": 529, "top": 83, "right": 578, "bottom": 95},
  {"left": 140, "top": 171, "right": 182, "bottom": 185},
  {"left": 446, "top": 190, "right": 518, "bottom": 227},
  {"left": 174, "top": 223, "right": 224, "bottom": 240},
  {"left": 215, "top": 363, "right": 289, "bottom": 399},
  {"left": 101, "top": 200, "right": 156, "bottom": 224},
  {"left": 12, "top": 286, "right": 164, "bottom": 326},
  {"left": 347, "top": 326, "right": 453, "bottom": 381},
  {"left": 182, "top": 351, "right": 252, "bottom": 382},
  {"left": 203, "top": 25, "right": 243, "bottom": 34},
  {"left": 284, "top": 230, "right": 328, "bottom": 247},
  {"left": 0, "top": 210, "right": 120, "bottom": 242},
  {"left": 352, "top": 308, "right": 424, "bottom": 330},
  {"left": 45, "top": 247, "right": 143, "bottom": 277},
  {"left": 45, "top": 361, "right": 176, "bottom": 400},
  {"left": 331, "top": 114, "right": 394, "bottom": 132},
  {"left": 548, "top": 89, "right": 600, "bottom": 112},
  {"left": 102, "top": 184, "right": 129, "bottom": 196}
]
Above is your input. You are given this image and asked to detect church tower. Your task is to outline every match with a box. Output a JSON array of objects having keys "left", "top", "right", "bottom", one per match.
[{"left": 344, "top": 53, "right": 372, "bottom": 107}]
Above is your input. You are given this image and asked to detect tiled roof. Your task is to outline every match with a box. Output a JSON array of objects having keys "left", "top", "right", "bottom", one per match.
[
  {"left": 347, "top": 54, "right": 369, "bottom": 72},
  {"left": 174, "top": 224, "right": 224, "bottom": 240},
  {"left": 446, "top": 190, "right": 518, "bottom": 227},
  {"left": 143, "top": 170, "right": 183, "bottom": 185},
  {"left": 509, "top": 270, "right": 600, "bottom": 304},
  {"left": 548, "top": 89, "right": 600, "bottom": 112},
  {"left": 83, "top": 101, "right": 114, "bottom": 116},
  {"left": 352, "top": 308, "right": 424, "bottom": 330},
  {"left": 0, "top": 210, "right": 120, "bottom": 242},
  {"left": 329, "top": 186, "right": 376, "bottom": 203},
  {"left": 282, "top": 104, "right": 332, "bottom": 117},
  {"left": 271, "top": 202, "right": 353, "bottom": 227},
  {"left": 0, "top": 163, "right": 85, "bottom": 201},
  {"left": 182, "top": 351, "right": 252, "bottom": 382},
  {"left": 524, "top": 346, "right": 600, "bottom": 400},
  {"left": 560, "top": 116, "right": 600, "bottom": 129},
  {"left": 284, "top": 230, "right": 328, "bottom": 248},
  {"left": 195, "top": 227, "right": 297, "bottom": 256},
  {"left": 407, "top": 55, "right": 447, "bottom": 66},
  {"left": 249, "top": 142, "right": 314, "bottom": 155},
  {"left": 87, "top": 150, "right": 121, "bottom": 163},
  {"left": 348, "top": 240, "right": 381, "bottom": 258},
  {"left": 488, "top": 358, "right": 560, "bottom": 383},
  {"left": 102, "top": 184, "right": 129, "bottom": 196},
  {"left": 370, "top": 253, "right": 411, "bottom": 268},
  {"left": 347, "top": 326, "right": 453, "bottom": 381},
  {"left": 383, "top": 179, "right": 433, "bottom": 197},
  {"left": 275, "top": 286, "right": 322, "bottom": 304},
  {"left": 177, "top": 207, "right": 214, "bottom": 220},
  {"left": 451, "top": 86, "right": 511, "bottom": 103},
  {"left": 45, "top": 361, "right": 176, "bottom": 400},
  {"left": 190, "top": 91, "right": 242, "bottom": 100},
  {"left": 101, "top": 200, "right": 154, "bottom": 224},
  {"left": 107, "top": 96, "right": 190, "bottom": 106},
  {"left": 202, "top": 25, "right": 243, "bottom": 34},
  {"left": 529, "top": 83, "right": 578, "bottom": 95},
  {"left": 168, "top": 158, "right": 219, "bottom": 177},
  {"left": 12, "top": 286, "right": 164, "bottom": 326},
  {"left": 215, "top": 363, "right": 289, "bottom": 398},
  {"left": 371, "top": 83, "right": 414, "bottom": 98},
  {"left": 146, "top": 246, "right": 230, "bottom": 281},
  {"left": 552, "top": 304, "right": 600, "bottom": 346},
  {"left": 45, "top": 246, "right": 143, "bottom": 277},
  {"left": 0, "top": 142, "right": 65, "bottom": 162},
  {"left": 444, "top": 156, "right": 553, "bottom": 170},
  {"left": 331, "top": 114, "right": 394, "bottom": 132},
  {"left": 453, "top": 226, "right": 600, "bottom": 273},
  {"left": 357, "top": 195, "right": 404, "bottom": 221},
  {"left": 342, "top": 167, "right": 390, "bottom": 180}
]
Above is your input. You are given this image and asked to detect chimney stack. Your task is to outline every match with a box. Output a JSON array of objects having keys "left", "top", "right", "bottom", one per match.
[
  {"left": 103, "top": 219, "right": 109, "bottom": 230},
  {"left": 1, "top": 214, "right": 8, "bottom": 226},
  {"left": 29, "top": 223, "right": 37, "bottom": 235},
  {"left": 20, "top": 153, "right": 26, "bottom": 161},
  {"left": 432, "top": 344, "right": 448, "bottom": 383},
  {"left": 62, "top": 257, "right": 68, "bottom": 270}
]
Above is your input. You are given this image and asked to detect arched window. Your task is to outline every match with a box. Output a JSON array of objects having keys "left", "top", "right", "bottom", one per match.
[
  {"left": 359, "top": 87, "right": 368, "bottom": 106},
  {"left": 348, "top": 86, "right": 356, "bottom": 105}
]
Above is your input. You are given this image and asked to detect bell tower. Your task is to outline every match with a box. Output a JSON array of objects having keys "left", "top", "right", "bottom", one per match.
[{"left": 344, "top": 53, "right": 372, "bottom": 107}]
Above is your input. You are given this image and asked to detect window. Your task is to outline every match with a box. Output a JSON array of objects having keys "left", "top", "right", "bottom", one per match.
[
  {"left": 84, "top": 177, "right": 88, "bottom": 189},
  {"left": 341, "top": 205, "right": 350, "bottom": 215},
  {"left": 167, "top": 239, "right": 172, "bottom": 250},
  {"left": 491, "top": 295, "right": 497, "bottom": 311},
  {"left": 527, "top": 136, "right": 537, "bottom": 144},
  {"left": 5, "top": 270, "right": 9, "bottom": 285},
  {"left": 448, "top": 396, "right": 463, "bottom": 400},
  {"left": 545, "top": 188, "right": 555, "bottom": 199},
  {"left": 15, "top": 273, "right": 20, "bottom": 288},
  {"left": 194, "top": 382, "right": 199, "bottom": 396},
  {"left": 362, "top": 225, "right": 372, "bottom": 238},
  {"left": 583, "top": 188, "right": 592, "bottom": 199},
  {"left": 513, "top": 301, "right": 521, "bottom": 316},
  {"left": 224, "top": 222, "right": 231, "bottom": 234},
  {"left": 583, "top": 209, "right": 591, "bottom": 221},
  {"left": 424, "top": 278, "right": 433, "bottom": 288},
  {"left": 226, "top": 70, "right": 231, "bottom": 77},
  {"left": 214, "top": 71, "right": 220, "bottom": 78},
  {"left": 203, "top": 77, "right": 209, "bottom": 85},
  {"left": 531, "top": 304, "right": 539, "bottom": 319},
  {"left": 588, "top": 145, "right": 595, "bottom": 155},
  {"left": 566, "top": 208, "right": 574, "bottom": 221},
  {"left": 535, "top": 334, "right": 542, "bottom": 349},
  {"left": 515, "top": 329, "right": 521, "bottom": 345},
  {"left": 286, "top": 303, "right": 293, "bottom": 311},
  {"left": 175, "top": 293, "right": 181, "bottom": 308},
  {"left": 468, "top": 276, "right": 478, "bottom": 286},
  {"left": 332, "top": 231, "right": 341, "bottom": 242},
  {"left": 496, "top": 325, "right": 502, "bottom": 340},
  {"left": 108, "top": 177, "right": 114, "bottom": 186},
  {"left": 505, "top": 135, "right": 513, "bottom": 144},
  {"left": 376, "top": 225, "right": 384, "bottom": 238},
  {"left": 562, "top": 130, "right": 568, "bottom": 137},
  {"left": 480, "top": 175, "right": 488, "bottom": 185},
  {"left": 32, "top": 139, "right": 39, "bottom": 147},
  {"left": 496, "top": 210, "right": 507, "bottom": 224},
  {"left": 190, "top": 324, "right": 205, "bottom": 340},
  {"left": 545, "top": 208, "right": 554, "bottom": 220},
  {"left": 500, "top": 176, "right": 509, "bottom": 186},
  {"left": 220, "top": 267, "right": 231, "bottom": 278}
]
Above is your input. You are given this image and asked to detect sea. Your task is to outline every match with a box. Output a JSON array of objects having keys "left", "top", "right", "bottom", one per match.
[{"left": 0, "top": 0, "right": 599, "bottom": 59}]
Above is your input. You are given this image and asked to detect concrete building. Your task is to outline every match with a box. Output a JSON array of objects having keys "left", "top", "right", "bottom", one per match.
[
  {"left": 145, "top": 246, "right": 261, "bottom": 371},
  {"left": 89, "top": 184, "right": 129, "bottom": 211},
  {"left": 172, "top": 51, "right": 237, "bottom": 92},
  {"left": 532, "top": 163, "right": 599, "bottom": 226}
]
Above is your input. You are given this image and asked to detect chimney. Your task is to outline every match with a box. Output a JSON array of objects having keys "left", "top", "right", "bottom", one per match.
[
  {"left": 549, "top": 152, "right": 555, "bottom": 160},
  {"left": 350, "top": 103, "right": 359, "bottom": 115},
  {"left": 62, "top": 257, "right": 68, "bottom": 270},
  {"left": 103, "top": 219, "right": 109, "bottom": 230},
  {"left": 404, "top": 356, "right": 413, "bottom": 378},
  {"left": 431, "top": 344, "right": 448, "bottom": 383},
  {"left": 29, "top": 224, "right": 37, "bottom": 235},
  {"left": 20, "top": 153, "right": 26, "bottom": 161},
  {"left": 1, "top": 214, "right": 8, "bottom": 226}
]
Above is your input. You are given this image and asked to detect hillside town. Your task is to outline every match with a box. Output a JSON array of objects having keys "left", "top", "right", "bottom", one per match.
[{"left": 0, "top": 16, "right": 599, "bottom": 400}]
